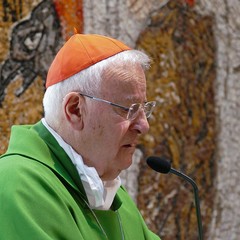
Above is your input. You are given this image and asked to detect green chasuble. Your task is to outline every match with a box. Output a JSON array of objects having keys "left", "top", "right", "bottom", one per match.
[{"left": 0, "top": 121, "right": 160, "bottom": 240}]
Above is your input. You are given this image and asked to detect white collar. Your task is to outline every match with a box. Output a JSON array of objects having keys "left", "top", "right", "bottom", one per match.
[{"left": 41, "top": 118, "right": 121, "bottom": 210}]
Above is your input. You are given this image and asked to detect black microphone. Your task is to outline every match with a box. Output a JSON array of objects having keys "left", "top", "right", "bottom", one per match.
[{"left": 146, "top": 156, "right": 203, "bottom": 240}]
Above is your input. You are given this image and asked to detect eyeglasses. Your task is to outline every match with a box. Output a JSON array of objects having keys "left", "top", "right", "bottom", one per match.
[{"left": 78, "top": 92, "right": 156, "bottom": 121}]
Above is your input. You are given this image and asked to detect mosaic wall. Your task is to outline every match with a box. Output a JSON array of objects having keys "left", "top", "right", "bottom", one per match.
[
  {"left": 137, "top": 1, "right": 216, "bottom": 239},
  {"left": 0, "top": 0, "right": 216, "bottom": 239},
  {"left": 0, "top": 0, "right": 83, "bottom": 153}
]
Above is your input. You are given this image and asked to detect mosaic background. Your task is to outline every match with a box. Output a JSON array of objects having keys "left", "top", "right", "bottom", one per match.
[
  {"left": 1, "top": 0, "right": 239, "bottom": 239},
  {"left": 0, "top": 0, "right": 82, "bottom": 153},
  {"left": 137, "top": 1, "right": 216, "bottom": 239}
]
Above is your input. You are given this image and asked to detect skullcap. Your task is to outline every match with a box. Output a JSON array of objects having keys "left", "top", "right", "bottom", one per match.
[{"left": 46, "top": 34, "right": 131, "bottom": 88}]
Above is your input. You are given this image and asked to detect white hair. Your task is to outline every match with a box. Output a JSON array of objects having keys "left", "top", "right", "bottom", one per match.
[{"left": 43, "top": 49, "right": 151, "bottom": 126}]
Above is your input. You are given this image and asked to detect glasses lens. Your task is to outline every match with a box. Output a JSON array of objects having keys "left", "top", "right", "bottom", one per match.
[
  {"left": 144, "top": 101, "right": 156, "bottom": 118},
  {"left": 127, "top": 103, "right": 141, "bottom": 120},
  {"left": 127, "top": 101, "right": 156, "bottom": 120}
]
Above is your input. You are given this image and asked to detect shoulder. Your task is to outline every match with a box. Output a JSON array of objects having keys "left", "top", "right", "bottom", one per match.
[{"left": 0, "top": 154, "right": 64, "bottom": 201}]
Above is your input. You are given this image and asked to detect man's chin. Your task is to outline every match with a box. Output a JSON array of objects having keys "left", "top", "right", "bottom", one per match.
[{"left": 122, "top": 155, "right": 134, "bottom": 170}]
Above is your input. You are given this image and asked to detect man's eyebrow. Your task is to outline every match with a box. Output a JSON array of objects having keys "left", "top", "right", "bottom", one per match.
[{"left": 124, "top": 96, "right": 147, "bottom": 103}]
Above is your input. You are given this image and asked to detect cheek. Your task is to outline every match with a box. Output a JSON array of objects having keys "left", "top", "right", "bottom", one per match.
[
  {"left": 86, "top": 116, "right": 111, "bottom": 144},
  {"left": 87, "top": 105, "right": 131, "bottom": 147},
  {"left": 86, "top": 107, "right": 105, "bottom": 133},
  {"left": 99, "top": 122, "right": 131, "bottom": 155},
  {"left": 91, "top": 122, "right": 104, "bottom": 136}
]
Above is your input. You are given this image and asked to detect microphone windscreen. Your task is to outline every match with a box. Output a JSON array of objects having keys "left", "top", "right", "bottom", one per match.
[{"left": 146, "top": 156, "right": 171, "bottom": 174}]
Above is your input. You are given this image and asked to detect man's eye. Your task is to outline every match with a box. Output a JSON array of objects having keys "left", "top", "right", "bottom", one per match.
[{"left": 114, "top": 107, "right": 128, "bottom": 117}]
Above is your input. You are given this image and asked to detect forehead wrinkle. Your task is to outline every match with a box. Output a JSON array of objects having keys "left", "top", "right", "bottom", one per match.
[{"left": 100, "top": 64, "right": 146, "bottom": 102}]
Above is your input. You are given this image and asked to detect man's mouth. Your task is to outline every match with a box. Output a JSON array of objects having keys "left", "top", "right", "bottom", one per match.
[
  {"left": 123, "top": 143, "right": 136, "bottom": 148},
  {"left": 123, "top": 144, "right": 132, "bottom": 148}
]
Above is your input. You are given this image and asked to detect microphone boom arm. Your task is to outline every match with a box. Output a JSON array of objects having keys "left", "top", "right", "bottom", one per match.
[{"left": 170, "top": 168, "right": 203, "bottom": 240}]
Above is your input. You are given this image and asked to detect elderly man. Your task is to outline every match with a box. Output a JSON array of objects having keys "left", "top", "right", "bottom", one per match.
[{"left": 0, "top": 34, "right": 159, "bottom": 239}]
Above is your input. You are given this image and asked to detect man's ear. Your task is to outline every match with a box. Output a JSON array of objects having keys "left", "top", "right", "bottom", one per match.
[{"left": 63, "top": 92, "right": 85, "bottom": 130}]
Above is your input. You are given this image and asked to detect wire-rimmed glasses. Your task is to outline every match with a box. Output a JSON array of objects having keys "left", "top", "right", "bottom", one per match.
[{"left": 78, "top": 92, "right": 156, "bottom": 121}]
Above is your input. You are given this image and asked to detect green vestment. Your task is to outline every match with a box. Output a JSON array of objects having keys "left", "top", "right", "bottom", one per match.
[{"left": 0, "top": 121, "right": 160, "bottom": 240}]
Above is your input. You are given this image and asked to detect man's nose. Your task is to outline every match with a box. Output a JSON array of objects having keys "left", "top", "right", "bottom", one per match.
[{"left": 130, "top": 110, "right": 150, "bottom": 134}]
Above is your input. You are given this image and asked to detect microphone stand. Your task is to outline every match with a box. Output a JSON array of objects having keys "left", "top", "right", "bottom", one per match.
[{"left": 170, "top": 168, "right": 203, "bottom": 240}]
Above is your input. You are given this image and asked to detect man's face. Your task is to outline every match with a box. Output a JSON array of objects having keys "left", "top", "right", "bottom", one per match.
[{"left": 79, "top": 63, "right": 150, "bottom": 180}]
